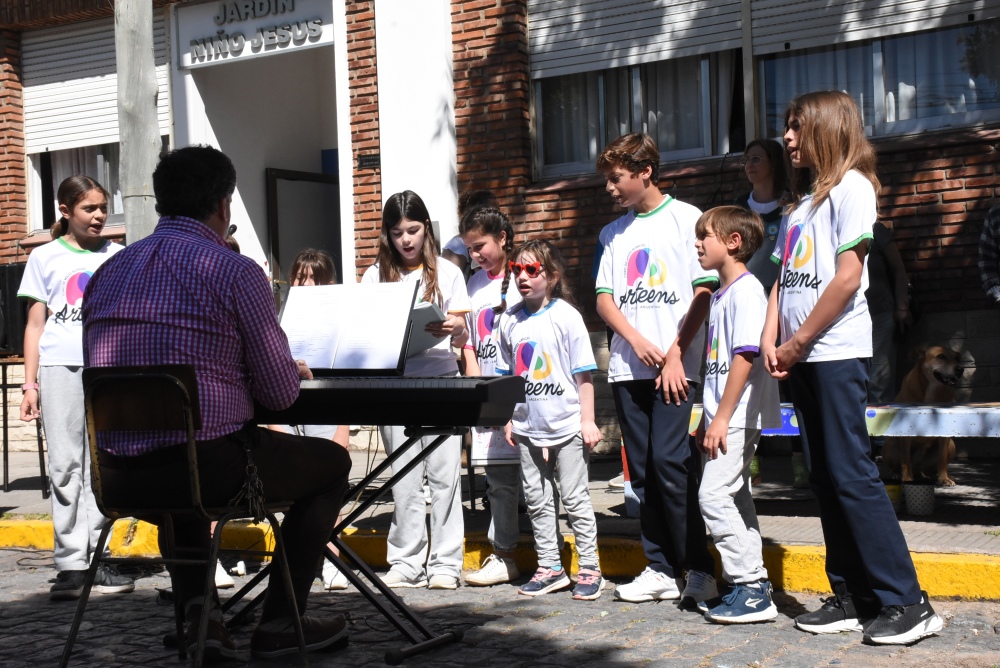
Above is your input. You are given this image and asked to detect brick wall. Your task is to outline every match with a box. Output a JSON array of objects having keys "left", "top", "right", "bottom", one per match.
[
  {"left": 876, "top": 129, "right": 1000, "bottom": 314},
  {"left": 451, "top": 0, "right": 531, "bottom": 216},
  {"left": 0, "top": 29, "right": 26, "bottom": 264},
  {"left": 346, "top": 0, "right": 383, "bottom": 281}
]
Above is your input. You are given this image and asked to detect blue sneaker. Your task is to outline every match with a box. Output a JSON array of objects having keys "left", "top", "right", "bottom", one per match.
[
  {"left": 518, "top": 566, "right": 570, "bottom": 596},
  {"left": 705, "top": 581, "right": 778, "bottom": 624},
  {"left": 571, "top": 566, "right": 605, "bottom": 601}
]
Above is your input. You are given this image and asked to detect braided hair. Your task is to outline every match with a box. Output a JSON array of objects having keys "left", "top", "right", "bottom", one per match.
[{"left": 459, "top": 206, "right": 515, "bottom": 315}]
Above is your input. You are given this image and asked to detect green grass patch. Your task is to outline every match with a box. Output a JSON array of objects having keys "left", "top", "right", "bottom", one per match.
[{"left": 0, "top": 512, "right": 52, "bottom": 521}]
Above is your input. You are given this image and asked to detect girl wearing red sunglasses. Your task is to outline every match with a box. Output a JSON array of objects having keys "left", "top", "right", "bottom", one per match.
[{"left": 496, "top": 240, "right": 604, "bottom": 601}]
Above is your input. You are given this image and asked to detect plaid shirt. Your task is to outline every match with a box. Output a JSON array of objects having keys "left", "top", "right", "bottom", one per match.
[
  {"left": 980, "top": 204, "right": 1000, "bottom": 305},
  {"left": 82, "top": 216, "right": 300, "bottom": 455}
]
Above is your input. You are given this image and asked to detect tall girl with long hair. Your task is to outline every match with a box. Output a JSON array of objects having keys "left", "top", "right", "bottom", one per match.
[
  {"left": 361, "top": 190, "right": 471, "bottom": 589},
  {"left": 18, "top": 176, "right": 134, "bottom": 600},
  {"left": 459, "top": 205, "right": 523, "bottom": 586},
  {"left": 762, "top": 91, "right": 941, "bottom": 644}
]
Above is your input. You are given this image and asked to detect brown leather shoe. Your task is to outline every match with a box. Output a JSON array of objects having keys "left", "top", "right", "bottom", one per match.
[
  {"left": 184, "top": 614, "right": 239, "bottom": 662},
  {"left": 250, "top": 614, "right": 348, "bottom": 658}
]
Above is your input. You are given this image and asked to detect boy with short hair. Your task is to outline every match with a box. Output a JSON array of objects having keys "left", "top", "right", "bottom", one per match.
[
  {"left": 693, "top": 206, "right": 781, "bottom": 623},
  {"left": 594, "top": 133, "right": 719, "bottom": 604}
]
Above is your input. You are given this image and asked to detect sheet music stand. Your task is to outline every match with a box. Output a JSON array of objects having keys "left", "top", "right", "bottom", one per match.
[{"left": 251, "top": 375, "right": 525, "bottom": 664}]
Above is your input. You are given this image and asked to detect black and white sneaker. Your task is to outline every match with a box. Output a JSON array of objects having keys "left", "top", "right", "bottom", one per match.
[
  {"left": 93, "top": 563, "right": 135, "bottom": 594},
  {"left": 795, "top": 594, "right": 863, "bottom": 634},
  {"left": 863, "top": 591, "right": 943, "bottom": 645},
  {"left": 50, "top": 570, "right": 87, "bottom": 601}
]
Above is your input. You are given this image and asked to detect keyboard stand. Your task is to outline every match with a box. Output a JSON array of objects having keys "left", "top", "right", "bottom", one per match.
[{"left": 225, "top": 426, "right": 465, "bottom": 664}]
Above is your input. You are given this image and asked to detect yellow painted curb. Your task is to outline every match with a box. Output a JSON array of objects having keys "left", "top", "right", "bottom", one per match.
[
  {"left": 4, "top": 520, "right": 998, "bottom": 599},
  {"left": 0, "top": 520, "right": 54, "bottom": 550}
]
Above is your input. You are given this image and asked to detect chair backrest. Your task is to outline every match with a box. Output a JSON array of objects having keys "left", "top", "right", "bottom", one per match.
[{"left": 84, "top": 365, "right": 205, "bottom": 517}]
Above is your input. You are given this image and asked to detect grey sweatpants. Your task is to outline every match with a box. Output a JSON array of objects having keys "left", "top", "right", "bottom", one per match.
[
  {"left": 517, "top": 433, "right": 598, "bottom": 568},
  {"left": 39, "top": 365, "right": 107, "bottom": 571},
  {"left": 379, "top": 425, "right": 464, "bottom": 579},
  {"left": 698, "top": 427, "right": 768, "bottom": 584}
]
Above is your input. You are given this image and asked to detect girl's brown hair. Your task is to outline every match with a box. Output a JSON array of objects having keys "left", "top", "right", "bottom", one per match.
[
  {"left": 52, "top": 175, "right": 110, "bottom": 240},
  {"left": 459, "top": 206, "right": 515, "bottom": 314},
  {"left": 378, "top": 190, "right": 442, "bottom": 305},
  {"left": 784, "top": 91, "right": 880, "bottom": 213},
  {"left": 290, "top": 248, "right": 337, "bottom": 286},
  {"left": 510, "top": 240, "right": 575, "bottom": 306},
  {"left": 744, "top": 138, "right": 789, "bottom": 202}
]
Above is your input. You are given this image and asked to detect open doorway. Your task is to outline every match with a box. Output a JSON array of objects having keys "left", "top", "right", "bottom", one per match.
[{"left": 266, "top": 168, "right": 340, "bottom": 308}]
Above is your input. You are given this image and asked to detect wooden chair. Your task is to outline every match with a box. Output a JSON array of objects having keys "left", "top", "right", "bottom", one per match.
[{"left": 59, "top": 365, "right": 307, "bottom": 667}]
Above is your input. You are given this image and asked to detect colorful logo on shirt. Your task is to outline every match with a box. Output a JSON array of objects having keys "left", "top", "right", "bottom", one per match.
[
  {"left": 783, "top": 224, "right": 813, "bottom": 269},
  {"left": 704, "top": 324, "right": 729, "bottom": 376},
  {"left": 779, "top": 222, "right": 823, "bottom": 292},
  {"left": 65, "top": 271, "right": 93, "bottom": 306},
  {"left": 476, "top": 308, "right": 496, "bottom": 342},
  {"left": 626, "top": 248, "right": 667, "bottom": 287},
  {"left": 515, "top": 341, "right": 553, "bottom": 380}
]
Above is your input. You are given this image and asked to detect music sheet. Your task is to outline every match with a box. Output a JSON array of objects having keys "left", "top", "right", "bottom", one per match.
[
  {"left": 470, "top": 427, "right": 521, "bottom": 466},
  {"left": 281, "top": 282, "right": 416, "bottom": 371}
]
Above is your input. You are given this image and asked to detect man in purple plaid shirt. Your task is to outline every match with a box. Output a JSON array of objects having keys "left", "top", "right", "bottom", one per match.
[{"left": 82, "top": 146, "right": 352, "bottom": 661}]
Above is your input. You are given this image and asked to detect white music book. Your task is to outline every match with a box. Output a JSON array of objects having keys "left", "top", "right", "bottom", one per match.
[{"left": 280, "top": 281, "right": 444, "bottom": 374}]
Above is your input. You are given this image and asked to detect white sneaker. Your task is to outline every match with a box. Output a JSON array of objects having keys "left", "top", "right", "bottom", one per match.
[
  {"left": 214, "top": 560, "right": 235, "bottom": 590},
  {"left": 381, "top": 569, "right": 428, "bottom": 588},
  {"left": 681, "top": 570, "right": 718, "bottom": 604},
  {"left": 465, "top": 554, "right": 519, "bottom": 586},
  {"left": 613, "top": 566, "right": 682, "bottom": 602},
  {"left": 427, "top": 574, "right": 459, "bottom": 590},
  {"left": 322, "top": 560, "right": 350, "bottom": 590}
]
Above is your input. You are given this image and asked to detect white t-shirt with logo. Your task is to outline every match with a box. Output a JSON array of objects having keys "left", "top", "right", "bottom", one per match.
[
  {"left": 702, "top": 273, "right": 780, "bottom": 429},
  {"left": 17, "top": 238, "right": 123, "bottom": 367},
  {"left": 770, "top": 170, "right": 874, "bottom": 361},
  {"left": 466, "top": 268, "right": 522, "bottom": 377},
  {"left": 496, "top": 299, "right": 597, "bottom": 446},
  {"left": 595, "top": 196, "right": 718, "bottom": 383},
  {"left": 361, "top": 258, "right": 471, "bottom": 377}
]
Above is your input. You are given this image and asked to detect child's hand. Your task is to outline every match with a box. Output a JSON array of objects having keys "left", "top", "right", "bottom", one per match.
[
  {"left": 629, "top": 334, "right": 666, "bottom": 369},
  {"left": 702, "top": 418, "right": 729, "bottom": 460},
  {"left": 773, "top": 338, "right": 804, "bottom": 374},
  {"left": 656, "top": 349, "right": 689, "bottom": 405},
  {"left": 427, "top": 313, "right": 466, "bottom": 339},
  {"left": 581, "top": 420, "right": 601, "bottom": 451},
  {"left": 19, "top": 391, "right": 39, "bottom": 422},
  {"left": 761, "top": 341, "right": 787, "bottom": 380},
  {"left": 504, "top": 421, "right": 516, "bottom": 447},
  {"left": 451, "top": 327, "right": 470, "bottom": 349},
  {"left": 694, "top": 419, "right": 706, "bottom": 451}
]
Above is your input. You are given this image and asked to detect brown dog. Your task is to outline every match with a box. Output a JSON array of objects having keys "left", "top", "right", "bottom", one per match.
[{"left": 882, "top": 346, "right": 964, "bottom": 486}]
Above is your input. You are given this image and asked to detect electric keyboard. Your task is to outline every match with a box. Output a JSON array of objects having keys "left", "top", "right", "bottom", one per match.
[{"left": 254, "top": 375, "right": 526, "bottom": 428}]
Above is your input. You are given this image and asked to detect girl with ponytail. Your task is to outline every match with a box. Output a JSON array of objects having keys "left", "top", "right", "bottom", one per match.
[
  {"left": 458, "top": 204, "right": 524, "bottom": 587},
  {"left": 18, "top": 175, "right": 133, "bottom": 599}
]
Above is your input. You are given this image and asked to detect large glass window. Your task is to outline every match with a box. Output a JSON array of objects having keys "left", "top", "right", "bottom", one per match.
[
  {"left": 759, "top": 18, "right": 1000, "bottom": 138},
  {"left": 535, "top": 53, "right": 737, "bottom": 178}
]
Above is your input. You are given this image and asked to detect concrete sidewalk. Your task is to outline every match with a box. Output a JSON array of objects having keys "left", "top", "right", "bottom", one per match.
[{"left": 2, "top": 448, "right": 999, "bottom": 599}]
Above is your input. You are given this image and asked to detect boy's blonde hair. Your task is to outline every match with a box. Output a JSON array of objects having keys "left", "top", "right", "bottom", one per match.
[
  {"left": 695, "top": 206, "right": 764, "bottom": 264},
  {"left": 596, "top": 133, "right": 660, "bottom": 182},
  {"left": 784, "top": 91, "right": 880, "bottom": 213}
]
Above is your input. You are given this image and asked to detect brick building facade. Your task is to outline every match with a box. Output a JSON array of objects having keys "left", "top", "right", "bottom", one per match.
[{"left": 2, "top": 0, "right": 1000, "bottom": 420}]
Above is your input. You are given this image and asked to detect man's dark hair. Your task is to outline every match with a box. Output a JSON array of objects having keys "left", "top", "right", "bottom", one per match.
[{"left": 152, "top": 145, "right": 237, "bottom": 221}]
